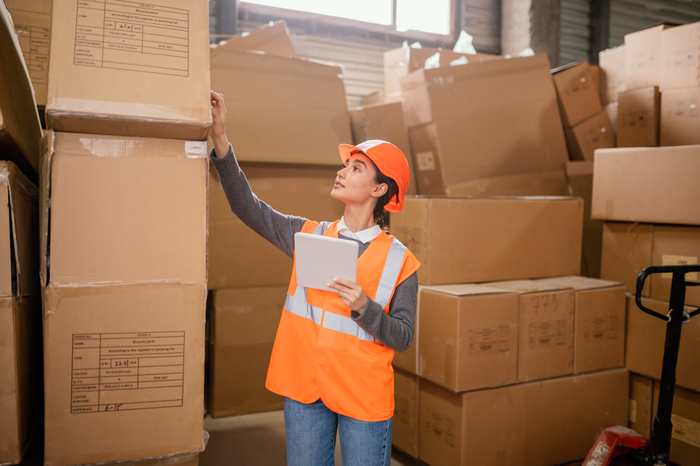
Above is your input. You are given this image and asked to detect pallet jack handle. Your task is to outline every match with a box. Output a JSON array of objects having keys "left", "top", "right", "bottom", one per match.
[{"left": 635, "top": 265, "right": 700, "bottom": 322}]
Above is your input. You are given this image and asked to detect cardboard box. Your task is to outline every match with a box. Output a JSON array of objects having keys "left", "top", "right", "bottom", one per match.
[
  {"left": 349, "top": 101, "right": 416, "bottom": 194},
  {"left": 207, "top": 287, "right": 284, "bottom": 417},
  {"left": 361, "top": 90, "right": 402, "bottom": 107},
  {"left": 566, "top": 161, "right": 603, "bottom": 278},
  {"left": 626, "top": 295, "right": 700, "bottom": 393},
  {"left": 6, "top": 0, "right": 51, "bottom": 107},
  {"left": 46, "top": 0, "right": 211, "bottom": 141},
  {"left": 600, "top": 222, "right": 653, "bottom": 296},
  {"left": 660, "top": 21, "right": 700, "bottom": 91},
  {"left": 652, "top": 384, "right": 700, "bottom": 466},
  {"left": 0, "top": 2, "right": 42, "bottom": 180},
  {"left": 0, "top": 161, "right": 41, "bottom": 466},
  {"left": 485, "top": 279, "right": 574, "bottom": 382},
  {"left": 650, "top": 226, "right": 700, "bottom": 307},
  {"left": 592, "top": 145, "right": 700, "bottom": 225},
  {"left": 208, "top": 164, "right": 345, "bottom": 289},
  {"left": 390, "top": 196, "right": 583, "bottom": 286},
  {"left": 384, "top": 46, "right": 499, "bottom": 95},
  {"left": 628, "top": 374, "right": 654, "bottom": 438},
  {"left": 625, "top": 24, "right": 672, "bottom": 90},
  {"left": 419, "top": 369, "right": 629, "bottom": 466},
  {"left": 210, "top": 46, "right": 351, "bottom": 165},
  {"left": 417, "top": 284, "right": 519, "bottom": 391},
  {"left": 127, "top": 454, "right": 199, "bottom": 466},
  {"left": 606, "top": 102, "right": 619, "bottom": 136},
  {"left": 535, "top": 276, "right": 626, "bottom": 374},
  {"left": 599, "top": 45, "right": 626, "bottom": 105},
  {"left": 564, "top": 110, "right": 615, "bottom": 161},
  {"left": 660, "top": 87, "right": 700, "bottom": 147},
  {"left": 393, "top": 369, "right": 419, "bottom": 458},
  {"left": 441, "top": 170, "right": 571, "bottom": 198},
  {"left": 552, "top": 62, "right": 603, "bottom": 127},
  {"left": 219, "top": 21, "right": 298, "bottom": 58},
  {"left": 618, "top": 86, "right": 660, "bottom": 147},
  {"left": 40, "top": 131, "right": 208, "bottom": 288}
]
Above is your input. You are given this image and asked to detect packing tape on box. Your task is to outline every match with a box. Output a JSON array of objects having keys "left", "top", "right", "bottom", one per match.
[{"left": 44, "top": 135, "right": 208, "bottom": 159}]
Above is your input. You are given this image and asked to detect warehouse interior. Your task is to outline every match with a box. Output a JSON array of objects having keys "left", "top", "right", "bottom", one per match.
[{"left": 2, "top": 0, "right": 700, "bottom": 465}]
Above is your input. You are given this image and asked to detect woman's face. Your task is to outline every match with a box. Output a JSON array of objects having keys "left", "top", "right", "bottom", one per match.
[{"left": 331, "top": 153, "right": 387, "bottom": 206}]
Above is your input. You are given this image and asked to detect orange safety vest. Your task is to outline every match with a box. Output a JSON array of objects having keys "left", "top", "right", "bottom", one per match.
[{"left": 265, "top": 219, "right": 420, "bottom": 422}]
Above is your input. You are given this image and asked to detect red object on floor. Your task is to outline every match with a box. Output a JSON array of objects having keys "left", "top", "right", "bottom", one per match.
[{"left": 582, "top": 426, "right": 649, "bottom": 466}]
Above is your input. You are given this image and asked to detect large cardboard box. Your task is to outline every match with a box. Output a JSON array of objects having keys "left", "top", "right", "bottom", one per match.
[
  {"left": 660, "top": 21, "right": 700, "bottom": 92},
  {"left": 566, "top": 161, "right": 603, "bottom": 278},
  {"left": 207, "top": 288, "right": 284, "bottom": 417},
  {"left": 0, "top": 162, "right": 41, "bottom": 466},
  {"left": 210, "top": 46, "right": 351, "bottom": 165},
  {"left": 626, "top": 295, "right": 700, "bottom": 393},
  {"left": 564, "top": 110, "right": 615, "bottom": 161},
  {"left": 46, "top": 0, "right": 211, "bottom": 140},
  {"left": 660, "top": 87, "right": 700, "bottom": 147},
  {"left": 219, "top": 21, "right": 298, "bottom": 58},
  {"left": 629, "top": 374, "right": 654, "bottom": 437},
  {"left": 384, "top": 46, "right": 499, "bottom": 95},
  {"left": 6, "top": 0, "right": 51, "bottom": 107},
  {"left": 417, "top": 284, "right": 519, "bottom": 392},
  {"left": 349, "top": 101, "right": 416, "bottom": 194},
  {"left": 419, "top": 369, "right": 629, "bottom": 466},
  {"left": 599, "top": 45, "right": 626, "bottom": 105},
  {"left": 208, "top": 164, "right": 345, "bottom": 289},
  {"left": 485, "top": 279, "right": 574, "bottom": 382},
  {"left": 618, "top": 86, "right": 660, "bottom": 147},
  {"left": 390, "top": 197, "right": 583, "bottom": 286},
  {"left": 0, "top": 2, "right": 42, "bottom": 180},
  {"left": 606, "top": 102, "right": 619, "bottom": 136},
  {"left": 40, "top": 131, "right": 208, "bottom": 465},
  {"left": 650, "top": 226, "right": 700, "bottom": 307},
  {"left": 600, "top": 222, "right": 653, "bottom": 296},
  {"left": 624, "top": 24, "right": 672, "bottom": 90},
  {"left": 401, "top": 55, "right": 569, "bottom": 194},
  {"left": 652, "top": 384, "right": 700, "bottom": 466},
  {"left": 552, "top": 62, "right": 603, "bottom": 127},
  {"left": 393, "top": 369, "right": 419, "bottom": 458},
  {"left": 438, "top": 170, "right": 570, "bottom": 198},
  {"left": 591, "top": 145, "right": 700, "bottom": 226},
  {"left": 535, "top": 276, "right": 626, "bottom": 374}
]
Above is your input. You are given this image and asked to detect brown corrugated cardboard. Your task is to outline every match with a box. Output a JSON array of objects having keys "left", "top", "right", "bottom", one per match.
[
  {"left": 552, "top": 62, "right": 603, "bottom": 127},
  {"left": 46, "top": 0, "right": 211, "bottom": 141},
  {"left": 392, "top": 369, "right": 419, "bottom": 458},
  {"left": 210, "top": 46, "right": 351, "bottom": 165},
  {"left": 390, "top": 196, "right": 583, "bottom": 286},
  {"left": 564, "top": 110, "right": 615, "bottom": 161},
  {"left": 419, "top": 369, "right": 629, "bottom": 466},
  {"left": 208, "top": 164, "right": 345, "bottom": 289},
  {"left": 606, "top": 102, "right": 619, "bottom": 136},
  {"left": 219, "top": 21, "right": 298, "bottom": 58},
  {"left": 485, "top": 279, "right": 574, "bottom": 382},
  {"left": 652, "top": 384, "right": 700, "bottom": 466},
  {"left": 566, "top": 161, "right": 603, "bottom": 278},
  {"left": 660, "top": 21, "right": 700, "bottom": 91},
  {"left": 535, "top": 276, "right": 625, "bottom": 374},
  {"left": 361, "top": 91, "right": 402, "bottom": 106},
  {"left": 660, "top": 87, "right": 700, "bottom": 146},
  {"left": 0, "top": 2, "right": 42, "bottom": 180},
  {"left": 40, "top": 131, "right": 208, "bottom": 288},
  {"left": 0, "top": 161, "right": 41, "bottom": 466},
  {"left": 126, "top": 453, "right": 199, "bottom": 466},
  {"left": 599, "top": 45, "right": 626, "bottom": 104},
  {"left": 626, "top": 295, "right": 700, "bottom": 393},
  {"left": 443, "top": 170, "right": 571, "bottom": 197},
  {"left": 618, "top": 86, "right": 660, "bottom": 147},
  {"left": 43, "top": 283, "right": 207, "bottom": 466},
  {"left": 629, "top": 374, "right": 654, "bottom": 437},
  {"left": 591, "top": 145, "right": 700, "bottom": 225},
  {"left": 349, "top": 101, "right": 416, "bottom": 194},
  {"left": 417, "top": 284, "right": 519, "bottom": 391},
  {"left": 6, "top": 1, "right": 51, "bottom": 107},
  {"left": 384, "top": 46, "right": 499, "bottom": 95},
  {"left": 650, "top": 226, "right": 700, "bottom": 307},
  {"left": 625, "top": 24, "right": 672, "bottom": 90},
  {"left": 600, "top": 222, "right": 653, "bottom": 296},
  {"left": 207, "top": 287, "right": 284, "bottom": 417}
]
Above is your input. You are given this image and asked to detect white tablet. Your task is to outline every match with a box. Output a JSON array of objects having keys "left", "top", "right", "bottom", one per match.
[{"left": 294, "top": 232, "right": 359, "bottom": 292}]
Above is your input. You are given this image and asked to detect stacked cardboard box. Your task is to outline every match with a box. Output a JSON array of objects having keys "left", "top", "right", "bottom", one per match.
[
  {"left": 39, "top": 1, "right": 211, "bottom": 464},
  {"left": 566, "top": 161, "right": 604, "bottom": 278},
  {"left": 206, "top": 22, "right": 349, "bottom": 417}
]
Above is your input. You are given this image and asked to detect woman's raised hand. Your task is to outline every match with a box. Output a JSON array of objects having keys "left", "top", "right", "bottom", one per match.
[{"left": 210, "top": 90, "right": 229, "bottom": 158}]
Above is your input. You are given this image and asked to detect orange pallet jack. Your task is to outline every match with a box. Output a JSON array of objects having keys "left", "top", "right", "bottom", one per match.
[{"left": 583, "top": 265, "right": 700, "bottom": 466}]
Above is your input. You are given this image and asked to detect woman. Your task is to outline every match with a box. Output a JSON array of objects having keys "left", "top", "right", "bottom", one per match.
[{"left": 209, "top": 90, "right": 420, "bottom": 466}]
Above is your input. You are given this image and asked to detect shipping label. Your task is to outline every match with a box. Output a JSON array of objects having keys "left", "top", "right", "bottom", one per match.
[
  {"left": 671, "top": 414, "right": 700, "bottom": 448},
  {"left": 629, "top": 399, "right": 638, "bottom": 423},
  {"left": 415, "top": 152, "right": 435, "bottom": 171},
  {"left": 662, "top": 255, "right": 698, "bottom": 281},
  {"left": 14, "top": 23, "right": 50, "bottom": 87},
  {"left": 584, "top": 315, "right": 620, "bottom": 343},
  {"left": 528, "top": 319, "right": 567, "bottom": 349},
  {"left": 468, "top": 325, "right": 510, "bottom": 356}
]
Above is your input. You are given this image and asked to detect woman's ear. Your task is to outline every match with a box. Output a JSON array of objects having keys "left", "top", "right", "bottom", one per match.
[{"left": 373, "top": 183, "right": 388, "bottom": 198}]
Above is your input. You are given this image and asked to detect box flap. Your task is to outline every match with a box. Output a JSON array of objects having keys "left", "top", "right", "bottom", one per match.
[
  {"left": 421, "top": 283, "right": 518, "bottom": 297},
  {"left": 216, "top": 20, "right": 298, "bottom": 58}
]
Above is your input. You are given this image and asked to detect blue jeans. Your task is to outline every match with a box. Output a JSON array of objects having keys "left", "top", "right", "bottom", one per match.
[{"left": 283, "top": 397, "right": 393, "bottom": 466}]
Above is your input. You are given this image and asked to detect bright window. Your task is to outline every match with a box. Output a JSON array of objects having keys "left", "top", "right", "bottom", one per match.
[{"left": 397, "top": 0, "right": 451, "bottom": 35}]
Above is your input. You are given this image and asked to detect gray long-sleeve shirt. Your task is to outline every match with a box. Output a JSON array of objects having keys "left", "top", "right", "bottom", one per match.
[{"left": 210, "top": 145, "right": 418, "bottom": 352}]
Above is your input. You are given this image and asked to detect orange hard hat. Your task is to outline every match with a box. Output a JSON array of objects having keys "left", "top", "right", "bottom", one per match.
[{"left": 338, "top": 140, "right": 410, "bottom": 213}]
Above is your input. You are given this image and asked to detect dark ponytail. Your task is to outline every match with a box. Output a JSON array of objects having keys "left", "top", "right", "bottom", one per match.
[{"left": 373, "top": 168, "right": 398, "bottom": 229}]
